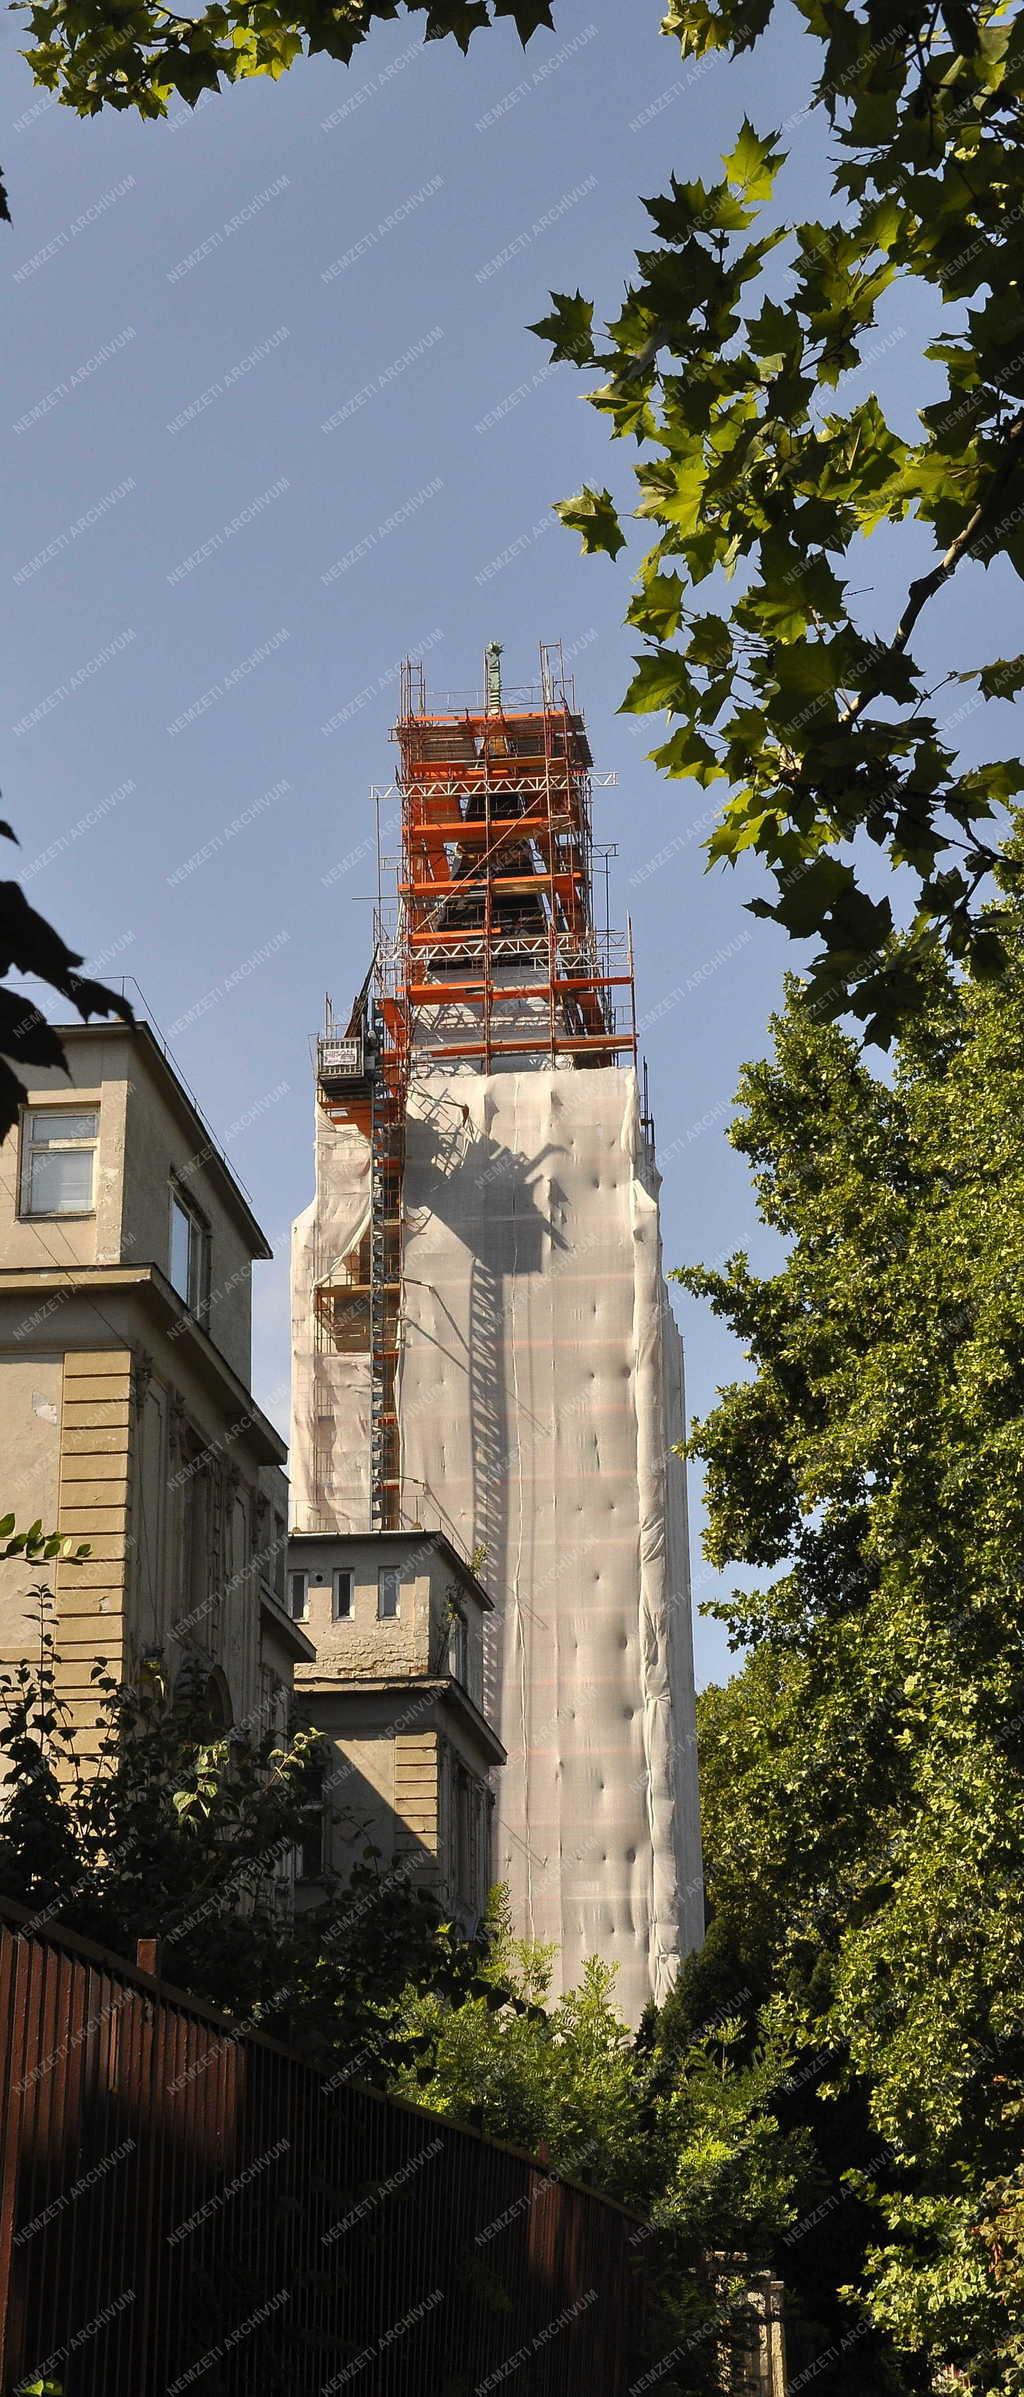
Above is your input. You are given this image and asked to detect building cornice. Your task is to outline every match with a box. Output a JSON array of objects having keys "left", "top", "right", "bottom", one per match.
[
  {"left": 0, "top": 1262, "right": 286, "bottom": 1466},
  {"left": 295, "top": 1671, "right": 506, "bottom": 1765},
  {"left": 287, "top": 1525, "right": 494, "bottom": 1610},
  {"left": 50, "top": 1020, "right": 272, "bottom": 1260},
  {"left": 259, "top": 1588, "right": 316, "bottom": 1663}
]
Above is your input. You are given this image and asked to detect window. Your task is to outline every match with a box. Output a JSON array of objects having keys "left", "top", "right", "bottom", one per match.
[
  {"left": 272, "top": 1519, "right": 287, "bottom": 1605},
  {"left": 298, "top": 1763, "right": 325, "bottom": 1880},
  {"left": 332, "top": 1568, "right": 353, "bottom": 1622},
  {"left": 288, "top": 1570, "right": 309, "bottom": 1622},
  {"left": 454, "top": 1763, "right": 472, "bottom": 1907},
  {"left": 169, "top": 1188, "right": 210, "bottom": 1318},
  {"left": 20, "top": 1108, "right": 98, "bottom": 1218},
  {"left": 202, "top": 1670, "right": 232, "bottom": 1733},
  {"left": 447, "top": 1610, "right": 469, "bottom": 1689},
  {"left": 179, "top": 1449, "right": 214, "bottom": 1629},
  {"left": 377, "top": 1567, "right": 399, "bottom": 1620},
  {"left": 300, "top": 1806, "right": 324, "bottom": 1881}
]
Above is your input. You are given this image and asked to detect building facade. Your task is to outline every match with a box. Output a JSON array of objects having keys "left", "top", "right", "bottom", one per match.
[
  {"left": 291, "top": 649, "right": 704, "bottom": 2019},
  {"left": 0, "top": 1020, "right": 312, "bottom": 1766},
  {"left": 287, "top": 1526, "right": 504, "bottom": 1925}
]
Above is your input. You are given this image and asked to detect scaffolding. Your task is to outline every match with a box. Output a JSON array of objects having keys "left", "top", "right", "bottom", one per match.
[
  {"left": 292, "top": 643, "right": 704, "bottom": 2010},
  {"left": 311, "top": 643, "right": 635, "bottom": 1531},
  {"left": 375, "top": 640, "right": 637, "bottom": 1085}
]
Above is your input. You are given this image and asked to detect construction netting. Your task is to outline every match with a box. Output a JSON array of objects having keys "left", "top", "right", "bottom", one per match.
[
  {"left": 291, "top": 1110, "right": 372, "bottom": 1532},
  {"left": 290, "top": 1065, "right": 704, "bottom": 2020}
]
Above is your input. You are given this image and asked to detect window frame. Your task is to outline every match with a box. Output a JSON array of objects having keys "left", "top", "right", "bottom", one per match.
[
  {"left": 288, "top": 1569, "right": 309, "bottom": 1624},
  {"left": 168, "top": 1184, "right": 211, "bottom": 1321},
  {"left": 298, "top": 1786, "right": 325, "bottom": 1881},
  {"left": 447, "top": 1608, "right": 469, "bottom": 1690},
  {"left": 332, "top": 1567, "right": 354, "bottom": 1622},
  {"left": 377, "top": 1566, "right": 400, "bottom": 1620},
  {"left": 19, "top": 1104, "right": 99, "bottom": 1221}
]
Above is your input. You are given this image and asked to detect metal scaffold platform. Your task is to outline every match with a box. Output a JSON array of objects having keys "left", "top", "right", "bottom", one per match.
[{"left": 376, "top": 640, "right": 637, "bottom": 1083}]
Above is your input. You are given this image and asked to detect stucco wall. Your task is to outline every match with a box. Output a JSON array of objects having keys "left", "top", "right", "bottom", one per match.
[
  {"left": 0, "top": 1289, "right": 283, "bottom": 1756},
  {"left": 0, "top": 1067, "right": 126, "bottom": 1271},
  {"left": 0, "top": 1024, "right": 291, "bottom": 1780},
  {"left": 53, "top": 1346, "right": 133, "bottom": 1739},
  {"left": 0, "top": 1029, "right": 255, "bottom": 1386},
  {"left": 292, "top": 1535, "right": 485, "bottom": 1695},
  {"left": 0, "top": 1353, "right": 62, "bottom": 1667},
  {"left": 323, "top": 1724, "right": 401, "bottom": 1869},
  {"left": 120, "top": 1059, "right": 253, "bottom": 1382}
]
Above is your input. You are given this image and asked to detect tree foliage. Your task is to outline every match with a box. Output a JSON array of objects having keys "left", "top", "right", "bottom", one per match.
[
  {"left": 391, "top": 1897, "right": 817, "bottom": 2389},
  {"left": 0, "top": 812, "right": 134, "bottom": 1144},
  {"left": 0, "top": 1514, "right": 90, "bottom": 1567},
  {"left": 15, "top": 0, "right": 552, "bottom": 117},
  {"left": 680, "top": 827, "right": 1024, "bottom": 2385},
  {"left": 0, "top": 1624, "right": 815, "bottom": 2387},
  {"left": 535, "top": 0, "right": 1024, "bottom": 1040},
  {"left": 0, "top": 1624, "right": 482, "bottom": 2072}
]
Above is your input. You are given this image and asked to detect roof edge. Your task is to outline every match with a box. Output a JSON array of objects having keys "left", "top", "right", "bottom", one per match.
[{"left": 52, "top": 1021, "right": 272, "bottom": 1261}]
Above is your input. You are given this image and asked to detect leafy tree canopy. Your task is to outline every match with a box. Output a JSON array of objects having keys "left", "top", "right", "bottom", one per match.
[
  {"left": 16, "top": 0, "right": 551, "bottom": 117},
  {"left": 391, "top": 1897, "right": 818, "bottom": 2388},
  {"left": 0, "top": 1619, "right": 814, "bottom": 2390},
  {"left": 679, "top": 824, "right": 1024, "bottom": 2385},
  {"left": 0, "top": 810, "right": 133, "bottom": 1144},
  {"left": 0, "top": 1622, "right": 482, "bottom": 2072},
  {"left": 535, "top": 0, "right": 1024, "bottom": 1041}
]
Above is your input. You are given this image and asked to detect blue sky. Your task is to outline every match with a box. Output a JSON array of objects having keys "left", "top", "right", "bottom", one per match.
[{"left": 2, "top": 0, "right": 1016, "bottom": 1684}]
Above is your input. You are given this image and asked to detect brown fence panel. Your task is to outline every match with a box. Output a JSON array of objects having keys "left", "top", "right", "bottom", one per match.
[{"left": 0, "top": 1903, "right": 649, "bottom": 2397}]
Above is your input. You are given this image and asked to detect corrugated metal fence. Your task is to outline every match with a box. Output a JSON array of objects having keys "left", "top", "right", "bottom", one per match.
[{"left": 0, "top": 1900, "right": 648, "bottom": 2396}]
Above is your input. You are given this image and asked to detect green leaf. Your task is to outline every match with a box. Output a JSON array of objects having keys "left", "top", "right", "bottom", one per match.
[
  {"left": 620, "top": 648, "right": 694, "bottom": 714},
  {"left": 492, "top": 0, "right": 555, "bottom": 37},
  {"left": 422, "top": 0, "right": 490, "bottom": 50},
  {"left": 644, "top": 174, "right": 755, "bottom": 239},
  {"left": 969, "top": 656, "right": 1024, "bottom": 701},
  {"left": 721, "top": 117, "right": 784, "bottom": 202},
  {"left": 686, "top": 613, "right": 733, "bottom": 668},
  {"left": 555, "top": 486, "right": 626, "bottom": 558},
  {"left": 768, "top": 640, "right": 844, "bottom": 724},
  {"left": 627, "top": 570, "right": 685, "bottom": 640},
  {"left": 764, "top": 853, "right": 856, "bottom": 938},
  {"left": 648, "top": 724, "right": 725, "bottom": 783},
  {"left": 941, "top": 0, "right": 981, "bottom": 55},
  {"left": 746, "top": 297, "right": 796, "bottom": 359},
  {"left": 528, "top": 290, "right": 595, "bottom": 365}
]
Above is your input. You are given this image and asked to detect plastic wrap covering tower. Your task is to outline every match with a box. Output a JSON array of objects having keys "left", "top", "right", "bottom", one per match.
[{"left": 291, "top": 644, "right": 703, "bottom": 2018}]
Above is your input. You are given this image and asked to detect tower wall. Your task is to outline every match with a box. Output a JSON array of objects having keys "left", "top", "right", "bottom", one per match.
[
  {"left": 291, "top": 650, "right": 705, "bottom": 2021},
  {"left": 291, "top": 1109, "right": 371, "bottom": 1533},
  {"left": 397, "top": 1065, "right": 703, "bottom": 2018}
]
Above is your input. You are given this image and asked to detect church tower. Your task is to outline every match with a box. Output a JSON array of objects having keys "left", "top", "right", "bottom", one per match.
[{"left": 291, "top": 644, "right": 703, "bottom": 2017}]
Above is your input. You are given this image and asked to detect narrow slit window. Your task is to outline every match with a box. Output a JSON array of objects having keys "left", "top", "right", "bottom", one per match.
[
  {"left": 169, "top": 1189, "right": 211, "bottom": 1320},
  {"left": 332, "top": 1568, "right": 353, "bottom": 1621},
  {"left": 288, "top": 1570, "right": 309, "bottom": 1623},
  {"left": 299, "top": 1775, "right": 324, "bottom": 1880},
  {"left": 377, "top": 1567, "right": 399, "bottom": 1620},
  {"left": 447, "top": 1610, "right": 469, "bottom": 1689}
]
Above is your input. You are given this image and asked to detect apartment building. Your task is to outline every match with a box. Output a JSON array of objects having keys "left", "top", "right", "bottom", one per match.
[{"left": 0, "top": 1019, "right": 312, "bottom": 1754}]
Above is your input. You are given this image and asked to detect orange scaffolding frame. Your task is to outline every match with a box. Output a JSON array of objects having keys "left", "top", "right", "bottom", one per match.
[
  {"left": 315, "top": 642, "right": 636, "bottom": 1531},
  {"left": 375, "top": 641, "right": 637, "bottom": 1088}
]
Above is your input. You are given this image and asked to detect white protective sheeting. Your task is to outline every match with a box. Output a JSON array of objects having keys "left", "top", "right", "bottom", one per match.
[
  {"left": 397, "top": 1066, "right": 703, "bottom": 2020},
  {"left": 290, "top": 1111, "right": 371, "bottom": 1533}
]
